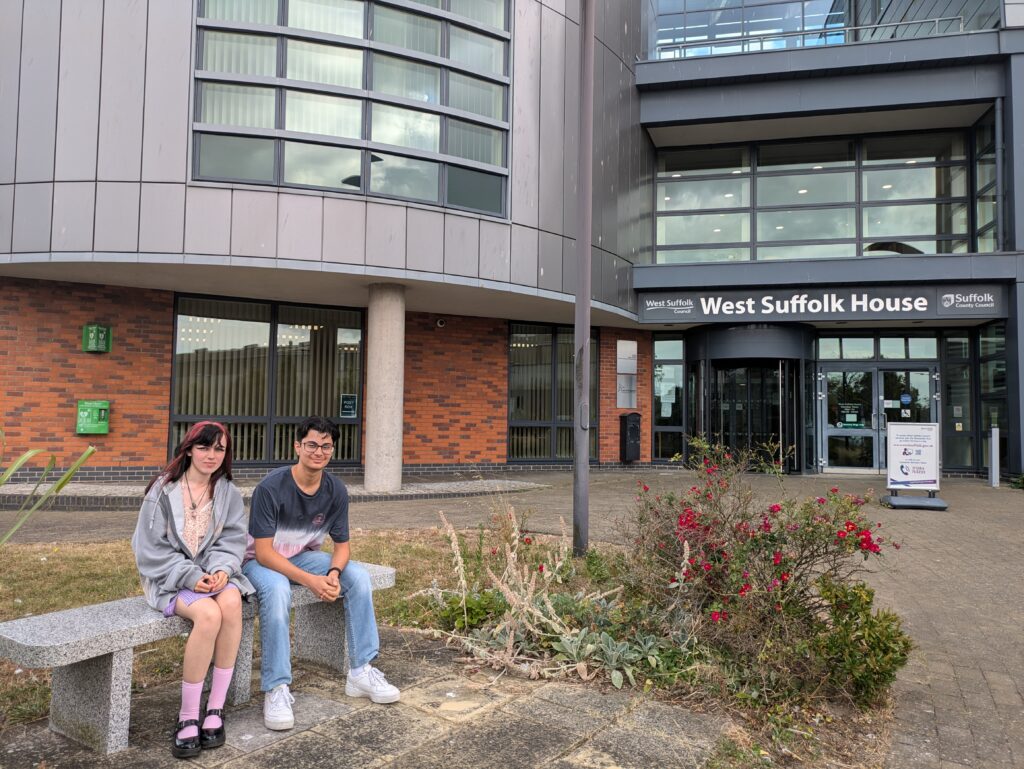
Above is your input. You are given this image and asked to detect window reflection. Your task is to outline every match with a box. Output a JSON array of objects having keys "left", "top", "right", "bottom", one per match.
[
  {"left": 371, "top": 103, "right": 440, "bottom": 152},
  {"left": 283, "top": 141, "right": 362, "bottom": 189},
  {"left": 370, "top": 152, "right": 439, "bottom": 201}
]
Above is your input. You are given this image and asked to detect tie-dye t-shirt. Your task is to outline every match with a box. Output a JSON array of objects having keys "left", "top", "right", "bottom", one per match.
[{"left": 244, "top": 465, "right": 349, "bottom": 562}]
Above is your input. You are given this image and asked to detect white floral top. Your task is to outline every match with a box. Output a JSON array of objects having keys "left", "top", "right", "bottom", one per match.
[{"left": 181, "top": 485, "right": 214, "bottom": 555}]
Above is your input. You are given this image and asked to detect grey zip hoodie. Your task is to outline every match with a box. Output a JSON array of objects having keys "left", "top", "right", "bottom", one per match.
[{"left": 131, "top": 476, "right": 254, "bottom": 612}]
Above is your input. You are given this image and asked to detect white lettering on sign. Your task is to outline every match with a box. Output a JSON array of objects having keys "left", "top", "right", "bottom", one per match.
[
  {"left": 850, "top": 294, "right": 928, "bottom": 313},
  {"left": 700, "top": 296, "right": 755, "bottom": 314},
  {"left": 761, "top": 294, "right": 846, "bottom": 314}
]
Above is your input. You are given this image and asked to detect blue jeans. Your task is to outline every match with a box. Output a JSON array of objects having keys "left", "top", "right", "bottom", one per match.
[{"left": 242, "top": 551, "right": 380, "bottom": 691}]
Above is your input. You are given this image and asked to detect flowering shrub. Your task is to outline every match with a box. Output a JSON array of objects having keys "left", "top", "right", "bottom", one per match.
[{"left": 623, "top": 439, "right": 910, "bottom": 706}]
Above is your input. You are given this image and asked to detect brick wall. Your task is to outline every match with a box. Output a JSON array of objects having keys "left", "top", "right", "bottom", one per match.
[
  {"left": 403, "top": 313, "right": 508, "bottom": 464},
  {"left": 598, "top": 329, "right": 653, "bottom": 464},
  {"left": 0, "top": 278, "right": 173, "bottom": 469}
]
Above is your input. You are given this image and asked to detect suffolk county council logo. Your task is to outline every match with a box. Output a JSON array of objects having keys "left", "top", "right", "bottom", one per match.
[{"left": 941, "top": 294, "right": 955, "bottom": 308}]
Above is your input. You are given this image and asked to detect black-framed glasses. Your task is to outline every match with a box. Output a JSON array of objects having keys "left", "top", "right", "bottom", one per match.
[{"left": 300, "top": 441, "right": 335, "bottom": 454}]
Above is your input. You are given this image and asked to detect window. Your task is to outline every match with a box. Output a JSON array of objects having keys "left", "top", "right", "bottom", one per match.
[
  {"left": 173, "top": 297, "right": 363, "bottom": 463},
  {"left": 195, "top": 0, "right": 509, "bottom": 215},
  {"left": 979, "top": 322, "right": 1007, "bottom": 472},
  {"left": 653, "top": 336, "right": 685, "bottom": 460},
  {"left": 655, "top": 132, "right": 975, "bottom": 264},
  {"left": 508, "top": 324, "right": 597, "bottom": 461}
]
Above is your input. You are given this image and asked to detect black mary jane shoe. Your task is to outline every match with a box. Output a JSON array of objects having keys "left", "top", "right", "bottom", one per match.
[
  {"left": 200, "top": 709, "right": 226, "bottom": 749},
  {"left": 171, "top": 719, "right": 202, "bottom": 759}
]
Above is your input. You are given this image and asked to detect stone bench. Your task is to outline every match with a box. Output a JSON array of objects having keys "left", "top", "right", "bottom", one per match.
[{"left": 0, "top": 561, "right": 395, "bottom": 754}]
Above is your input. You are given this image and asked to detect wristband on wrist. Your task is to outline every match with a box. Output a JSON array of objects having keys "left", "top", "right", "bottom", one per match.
[{"left": 326, "top": 567, "right": 342, "bottom": 579}]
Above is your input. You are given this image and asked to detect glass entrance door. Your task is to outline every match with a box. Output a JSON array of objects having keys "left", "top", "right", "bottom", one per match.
[
  {"left": 709, "top": 361, "right": 797, "bottom": 468},
  {"left": 820, "top": 367, "right": 936, "bottom": 472}
]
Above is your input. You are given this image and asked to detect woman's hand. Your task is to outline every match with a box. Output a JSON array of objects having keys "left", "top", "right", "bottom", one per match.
[{"left": 194, "top": 571, "right": 228, "bottom": 593}]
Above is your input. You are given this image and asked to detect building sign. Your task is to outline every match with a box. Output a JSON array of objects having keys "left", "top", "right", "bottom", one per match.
[
  {"left": 638, "top": 285, "right": 1006, "bottom": 324},
  {"left": 886, "top": 423, "right": 940, "bottom": 491}
]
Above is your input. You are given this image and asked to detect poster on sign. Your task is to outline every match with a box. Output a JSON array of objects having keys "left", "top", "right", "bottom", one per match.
[{"left": 886, "top": 423, "right": 940, "bottom": 491}]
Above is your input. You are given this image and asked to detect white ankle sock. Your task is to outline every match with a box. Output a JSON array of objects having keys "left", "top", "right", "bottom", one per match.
[{"left": 350, "top": 663, "right": 369, "bottom": 677}]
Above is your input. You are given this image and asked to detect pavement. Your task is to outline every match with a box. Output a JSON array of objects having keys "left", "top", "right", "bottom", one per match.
[{"left": 0, "top": 468, "right": 1022, "bottom": 768}]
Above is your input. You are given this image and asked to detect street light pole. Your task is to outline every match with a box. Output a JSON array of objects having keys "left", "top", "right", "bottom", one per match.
[{"left": 573, "top": 0, "right": 596, "bottom": 557}]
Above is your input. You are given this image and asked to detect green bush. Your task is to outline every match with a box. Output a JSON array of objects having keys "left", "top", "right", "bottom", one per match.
[
  {"left": 437, "top": 588, "right": 508, "bottom": 631},
  {"left": 815, "top": 578, "right": 912, "bottom": 706}
]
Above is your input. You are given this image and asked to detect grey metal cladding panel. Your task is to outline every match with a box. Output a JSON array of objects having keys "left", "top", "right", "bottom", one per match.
[
  {"left": 564, "top": 0, "right": 580, "bottom": 24},
  {"left": 142, "top": 1, "right": 193, "bottom": 183},
  {"left": 0, "top": 184, "right": 13, "bottom": 252},
  {"left": 277, "top": 194, "right": 323, "bottom": 261},
  {"left": 541, "top": 0, "right": 565, "bottom": 16},
  {"left": 510, "top": 222, "right": 538, "bottom": 286},
  {"left": 230, "top": 190, "right": 277, "bottom": 258},
  {"left": 50, "top": 182, "right": 95, "bottom": 252},
  {"left": 139, "top": 182, "right": 185, "bottom": 253},
  {"left": 94, "top": 182, "right": 140, "bottom": 251},
  {"left": 12, "top": 183, "right": 52, "bottom": 252},
  {"left": 510, "top": 0, "right": 540, "bottom": 228},
  {"left": 640, "top": 65, "right": 1006, "bottom": 126},
  {"left": 538, "top": 6, "right": 565, "bottom": 236},
  {"left": 184, "top": 186, "right": 231, "bottom": 255},
  {"left": 406, "top": 208, "right": 443, "bottom": 272},
  {"left": 15, "top": 0, "right": 60, "bottom": 183},
  {"left": 97, "top": 0, "right": 148, "bottom": 181},
  {"left": 0, "top": 0, "right": 24, "bottom": 184},
  {"left": 365, "top": 202, "right": 405, "bottom": 268},
  {"left": 562, "top": 20, "right": 580, "bottom": 240},
  {"left": 1009, "top": 55, "right": 1024, "bottom": 249},
  {"left": 443, "top": 213, "right": 479, "bottom": 278},
  {"left": 323, "top": 198, "right": 366, "bottom": 264},
  {"left": 54, "top": 0, "right": 103, "bottom": 181},
  {"left": 538, "top": 230, "right": 562, "bottom": 290},
  {"left": 479, "top": 219, "right": 511, "bottom": 282},
  {"left": 561, "top": 236, "right": 576, "bottom": 294}
]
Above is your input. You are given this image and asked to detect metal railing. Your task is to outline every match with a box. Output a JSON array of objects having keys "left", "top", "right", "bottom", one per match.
[{"left": 652, "top": 16, "right": 966, "bottom": 61}]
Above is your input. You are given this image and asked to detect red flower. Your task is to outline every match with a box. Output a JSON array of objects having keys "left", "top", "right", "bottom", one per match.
[
  {"left": 523, "top": 537, "right": 532, "bottom": 545},
  {"left": 837, "top": 530, "right": 848, "bottom": 539},
  {"left": 769, "top": 503, "right": 782, "bottom": 513},
  {"left": 780, "top": 572, "right": 790, "bottom": 582},
  {"left": 816, "top": 496, "right": 827, "bottom": 504},
  {"left": 702, "top": 562, "right": 713, "bottom": 572},
  {"left": 490, "top": 547, "right": 497, "bottom": 556},
  {"left": 830, "top": 486, "right": 839, "bottom": 494},
  {"left": 538, "top": 564, "right": 545, "bottom": 573},
  {"left": 711, "top": 611, "right": 721, "bottom": 622},
  {"left": 893, "top": 542, "right": 902, "bottom": 550},
  {"left": 773, "top": 551, "right": 782, "bottom": 566},
  {"left": 642, "top": 484, "right": 650, "bottom": 492}
]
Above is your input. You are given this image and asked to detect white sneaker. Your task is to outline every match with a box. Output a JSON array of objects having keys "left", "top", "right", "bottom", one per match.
[
  {"left": 263, "top": 683, "right": 295, "bottom": 730},
  {"left": 345, "top": 666, "right": 400, "bottom": 704}
]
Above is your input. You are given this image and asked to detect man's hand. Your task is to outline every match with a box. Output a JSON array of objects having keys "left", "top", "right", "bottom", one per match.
[{"left": 306, "top": 573, "right": 341, "bottom": 602}]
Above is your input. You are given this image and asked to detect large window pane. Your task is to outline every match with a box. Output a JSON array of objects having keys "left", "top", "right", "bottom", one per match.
[
  {"left": 287, "top": 39, "right": 362, "bottom": 88},
  {"left": 757, "top": 243, "right": 856, "bottom": 260},
  {"left": 286, "top": 90, "right": 362, "bottom": 138},
  {"left": 980, "top": 322, "right": 1005, "bottom": 357},
  {"left": 369, "top": 152, "right": 439, "bottom": 201},
  {"left": 446, "top": 166, "right": 503, "bottom": 214},
  {"left": 448, "top": 72, "right": 505, "bottom": 120},
  {"left": 862, "top": 167, "right": 967, "bottom": 200},
  {"left": 196, "top": 134, "right": 275, "bottom": 181},
  {"left": 657, "top": 247, "right": 750, "bottom": 264},
  {"left": 283, "top": 141, "right": 362, "bottom": 189},
  {"left": 372, "top": 54, "right": 440, "bottom": 103},
  {"left": 745, "top": 2, "right": 802, "bottom": 40},
  {"left": 202, "top": 0, "right": 278, "bottom": 24},
  {"left": 758, "top": 140, "right": 853, "bottom": 170},
  {"left": 658, "top": 212, "right": 749, "bottom": 245},
  {"left": 863, "top": 133, "right": 966, "bottom": 164},
  {"left": 202, "top": 32, "right": 277, "bottom": 76},
  {"left": 757, "top": 172, "right": 854, "bottom": 206},
  {"left": 757, "top": 207, "right": 855, "bottom": 241},
  {"left": 863, "top": 203, "right": 968, "bottom": 237},
  {"left": 509, "top": 325, "right": 552, "bottom": 422},
  {"left": 373, "top": 6, "right": 441, "bottom": 56},
  {"left": 450, "top": 0, "right": 506, "bottom": 29},
  {"left": 447, "top": 120, "right": 502, "bottom": 165},
  {"left": 174, "top": 298, "right": 271, "bottom": 417},
  {"left": 288, "top": 0, "right": 364, "bottom": 38},
  {"left": 371, "top": 103, "right": 439, "bottom": 151},
  {"left": 275, "top": 306, "right": 362, "bottom": 420},
  {"left": 659, "top": 146, "right": 749, "bottom": 175},
  {"left": 200, "top": 83, "right": 276, "bottom": 129},
  {"left": 450, "top": 27, "right": 506, "bottom": 75},
  {"left": 659, "top": 177, "right": 749, "bottom": 211}
]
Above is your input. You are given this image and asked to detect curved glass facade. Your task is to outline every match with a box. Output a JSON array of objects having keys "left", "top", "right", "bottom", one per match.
[{"left": 193, "top": 0, "right": 509, "bottom": 216}]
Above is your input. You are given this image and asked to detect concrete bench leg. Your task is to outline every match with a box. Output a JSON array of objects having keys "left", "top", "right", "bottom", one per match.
[
  {"left": 294, "top": 599, "right": 349, "bottom": 677},
  {"left": 49, "top": 648, "right": 132, "bottom": 754},
  {"left": 226, "top": 613, "right": 256, "bottom": 706}
]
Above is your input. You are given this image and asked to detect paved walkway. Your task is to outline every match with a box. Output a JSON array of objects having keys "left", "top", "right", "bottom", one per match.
[{"left": 1, "top": 469, "right": 1021, "bottom": 767}]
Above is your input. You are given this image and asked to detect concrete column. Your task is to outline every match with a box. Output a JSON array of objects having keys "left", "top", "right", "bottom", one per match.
[{"left": 364, "top": 283, "right": 406, "bottom": 492}]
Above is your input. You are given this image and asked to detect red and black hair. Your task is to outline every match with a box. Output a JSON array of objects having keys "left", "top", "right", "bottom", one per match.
[{"left": 145, "top": 421, "right": 232, "bottom": 494}]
